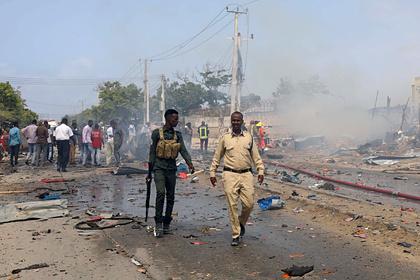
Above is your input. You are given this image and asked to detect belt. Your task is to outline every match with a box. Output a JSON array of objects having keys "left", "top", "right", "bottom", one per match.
[{"left": 223, "top": 167, "right": 252, "bottom": 174}]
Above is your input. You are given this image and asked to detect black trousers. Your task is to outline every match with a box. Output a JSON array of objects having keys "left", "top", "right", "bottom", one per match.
[
  {"left": 57, "top": 140, "right": 70, "bottom": 170},
  {"left": 200, "top": 139, "right": 208, "bottom": 151},
  {"left": 154, "top": 169, "right": 176, "bottom": 224},
  {"left": 9, "top": 144, "right": 19, "bottom": 166}
]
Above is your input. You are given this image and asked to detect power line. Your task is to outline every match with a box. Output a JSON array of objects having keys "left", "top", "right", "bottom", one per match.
[
  {"left": 120, "top": 59, "right": 142, "bottom": 81},
  {"left": 148, "top": 7, "right": 228, "bottom": 60},
  {"left": 242, "top": 0, "right": 263, "bottom": 7},
  {"left": 152, "top": 18, "right": 234, "bottom": 62},
  {"left": 215, "top": 41, "right": 234, "bottom": 69},
  {"left": 0, "top": 74, "right": 161, "bottom": 86}
]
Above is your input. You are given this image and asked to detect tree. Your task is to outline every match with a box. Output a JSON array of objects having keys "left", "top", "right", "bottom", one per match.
[
  {"left": 272, "top": 77, "right": 294, "bottom": 98},
  {"left": 199, "top": 67, "right": 230, "bottom": 107},
  {"left": 298, "top": 75, "right": 330, "bottom": 96},
  {"left": 0, "top": 82, "right": 38, "bottom": 125},
  {"left": 272, "top": 75, "right": 330, "bottom": 99},
  {"left": 164, "top": 80, "right": 206, "bottom": 115},
  {"left": 71, "top": 81, "right": 144, "bottom": 124}
]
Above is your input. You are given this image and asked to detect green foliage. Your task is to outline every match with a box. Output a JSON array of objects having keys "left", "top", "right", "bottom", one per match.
[
  {"left": 165, "top": 80, "right": 206, "bottom": 115},
  {"left": 0, "top": 82, "right": 38, "bottom": 125},
  {"left": 159, "top": 67, "right": 230, "bottom": 116},
  {"left": 73, "top": 81, "right": 143, "bottom": 124},
  {"left": 74, "top": 65, "right": 232, "bottom": 123},
  {"left": 199, "top": 68, "right": 230, "bottom": 107}
]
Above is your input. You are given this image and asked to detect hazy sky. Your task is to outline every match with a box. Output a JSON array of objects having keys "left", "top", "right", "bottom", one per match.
[{"left": 1, "top": 0, "right": 420, "bottom": 118}]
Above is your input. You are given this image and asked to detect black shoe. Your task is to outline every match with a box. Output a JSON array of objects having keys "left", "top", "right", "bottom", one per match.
[
  {"left": 154, "top": 223, "right": 163, "bottom": 238},
  {"left": 231, "top": 237, "right": 240, "bottom": 247},
  {"left": 25, "top": 160, "right": 29, "bottom": 165},
  {"left": 62, "top": 168, "right": 67, "bottom": 172},
  {"left": 240, "top": 223, "right": 245, "bottom": 237},
  {"left": 163, "top": 224, "right": 171, "bottom": 234}
]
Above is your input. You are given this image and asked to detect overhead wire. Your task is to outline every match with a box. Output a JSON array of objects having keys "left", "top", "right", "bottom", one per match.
[
  {"left": 148, "top": 7, "right": 228, "bottom": 60},
  {"left": 120, "top": 59, "right": 142, "bottom": 82},
  {"left": 242, "top": 0, "right": 263, "bottom": 6},
  {"left": 152, "top": 18, "right": 234, "bottom": 62},
  {"left": 0, "top": 74, "right": 161, "bottom": 87},
  {"left": 215, "top": 41, "right": 234, "bottom": 70}
]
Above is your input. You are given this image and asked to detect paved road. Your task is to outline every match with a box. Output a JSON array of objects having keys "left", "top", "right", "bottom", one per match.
[
  {"left": 265, "top": 160, "right": 420, "bottom": 212},
  {"left": 75, "top": 172, "right": 420, "bottom": 280}
]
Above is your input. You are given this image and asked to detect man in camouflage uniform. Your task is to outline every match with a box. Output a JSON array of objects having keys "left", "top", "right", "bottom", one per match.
[{"left": 147, "top": 109, "right": 194, "bottom": 237}]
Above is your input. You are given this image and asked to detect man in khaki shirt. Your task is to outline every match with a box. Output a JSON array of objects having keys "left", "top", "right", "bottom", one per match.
[{"left": 210, "top": 111, "right": 264, "bottom": 246}]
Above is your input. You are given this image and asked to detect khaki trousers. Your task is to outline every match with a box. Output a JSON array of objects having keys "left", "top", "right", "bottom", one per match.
[
  {"left": 69, "top": 143, "right": 76, "bottom": 164},
  {"left": 105, "top": 140, "right": 114, "bottom": 166},
  {"left": 223, "top": 171, "right": 255, "bottom": 238}
]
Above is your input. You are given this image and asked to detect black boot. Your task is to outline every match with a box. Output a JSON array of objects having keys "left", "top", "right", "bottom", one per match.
[
  {"left": 154, "top": 222, "right": 163, "bottom": 238},
  {"left": 163, "top": 216, "right": 172, "bottom": 234}
]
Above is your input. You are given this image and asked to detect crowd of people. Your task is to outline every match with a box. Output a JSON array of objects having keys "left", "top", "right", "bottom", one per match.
[
  {"left": 1, "top": 111, "right": 268, "bottom": 247},
  {"left": 0, "top": 118, "right": 131, "bottom": 171}
]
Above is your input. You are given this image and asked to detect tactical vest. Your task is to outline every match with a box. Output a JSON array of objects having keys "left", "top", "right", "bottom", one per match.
[
  {"left": 156, "top": 128, "right": 181, "bottom": 159},
  {"left": 199, "top": 126, "right": 208, "bottom": 139}
]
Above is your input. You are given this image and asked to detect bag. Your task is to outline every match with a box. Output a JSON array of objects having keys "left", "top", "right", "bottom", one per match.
[
  {"left": 156, "top": 128, "right": 181, "bottom": 159},
  {"left": 257, "top": 195, "right": 286, "bottom": 210}
]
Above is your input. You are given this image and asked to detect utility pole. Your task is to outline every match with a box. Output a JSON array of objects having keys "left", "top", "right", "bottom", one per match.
[
  {"left": 227, "top": 7, "right": 248, "bottom": 114},
  {"left": 160, "top": 74, "right": 165, "bottom": 124},
  {"left": 371, "top": 90, "right": 379, "bottom": 120},
  {"left": 143, "top": 59, "right": 149, "bottom": 124}
]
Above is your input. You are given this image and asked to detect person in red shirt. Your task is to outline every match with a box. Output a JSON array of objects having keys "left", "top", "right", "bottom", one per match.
[
  {"left": 91, "top": 123, "right": 103, "bottom": 166},
  {"left": 0, "top": 127, "right": 9, "bottom": 161}
]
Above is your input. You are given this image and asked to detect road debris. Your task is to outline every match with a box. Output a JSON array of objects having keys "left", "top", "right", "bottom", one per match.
[
  {"left": 190, "top": 241, "right": 208, "bottom": 245},
  {"left": 281, "top": 264, "right": 314, "bottom": 277},
  {"left": 183, "top": 234, "right": 199, "bottom": 239},
  {"left": 11, "top": 263, "right": 49, "bottom": 274},
  {"left": 397, "top": 242, "right": 413, "bottom": 248},
  {"left": 292, "top": 207, "right": 304, "bottom": 213},
  {"left": 75, "top": 217, "right": 134, "bottom": 230},
  {"left": 352, "top": 229, "right": 368, "bottom": 239},
  {"left": 280, "top": 171, "right": 302, "bottom": 184},
  {"left": 0, "top": 199, "right": 69, "bottom": 224},
  {"left": 401, "top": 207, "right": 415, "bottom": 212},
  {"left": 131, "top": 258, "right": 142, "bottom": 266},
  {"left": 112, "top": 166, "right": 148, "bottom": 175},
  {"left": 40, "top": 178, "right": 75, "bottom": 183},
  {"left": 289, "top": 253, "right": 305, "bottom": 259},
  {"left": 393, "top": 176, "right": 408, "bottom": 180},
  {"left": 37, "top": 192, "right": 61, "bottom": 200},
  {"left": 291, "top": 190, "right": 299, "bottom": 196},
  {"left": 257, "top": 195, "right": 286, "bottom": 210},
  {"left": 307, "top": 194, "right": 319, "bottom": 200}
]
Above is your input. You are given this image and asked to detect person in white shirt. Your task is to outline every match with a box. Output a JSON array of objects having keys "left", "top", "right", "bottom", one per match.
[
  {"left": 54, "top": 118, "right": 74, "bottom": 172},
  {"left": 82, "top": 120, "right": 94, "bottom": 166},
  {"left": 105, "top": 125, "right": 114, "bottom": 166},
  {"left": 46, "top": 123, "right": 54, "bottom": 162}
]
